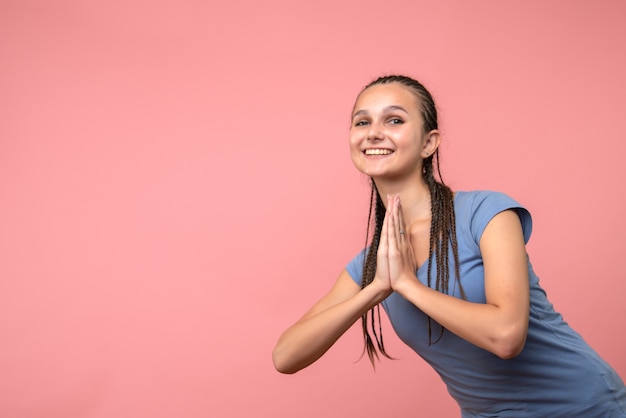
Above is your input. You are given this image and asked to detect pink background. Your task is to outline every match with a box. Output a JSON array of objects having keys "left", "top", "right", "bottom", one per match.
[{"left": 1, "top": 1, "right": 625, "bottom": 417}]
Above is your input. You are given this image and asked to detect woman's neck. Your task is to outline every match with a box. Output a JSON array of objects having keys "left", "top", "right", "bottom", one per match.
[{"left": 374, "top": 177, "right": 432, "bottom": 225}]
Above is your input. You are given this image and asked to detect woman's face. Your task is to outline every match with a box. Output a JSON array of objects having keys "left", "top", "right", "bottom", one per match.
[{"left": 349, "top": 83, "right": 434, "bottom": 180}]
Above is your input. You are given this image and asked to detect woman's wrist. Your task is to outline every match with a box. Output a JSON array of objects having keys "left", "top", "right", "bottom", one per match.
[
  {"left": 365, "top": 278, "right": 393, "bottom": 303},
  {"left": 392, "top": 273, "right": 421, "bottom": 298}
]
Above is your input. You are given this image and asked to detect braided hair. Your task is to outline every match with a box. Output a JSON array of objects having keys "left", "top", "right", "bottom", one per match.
[{"left": 358, "top": 75, "right": 463, "bottom": 365}]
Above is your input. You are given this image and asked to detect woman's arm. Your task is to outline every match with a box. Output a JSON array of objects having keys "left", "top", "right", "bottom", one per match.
[
  {"left": 272, "top": 269, "right": 391, "bottom": 374},
  {"left": 390, "top": 196, "right": 530, "bottom": 359}
]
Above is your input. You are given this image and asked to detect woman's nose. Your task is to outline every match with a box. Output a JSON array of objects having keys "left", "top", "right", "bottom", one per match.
[{"left": 367, "top": 122, "right": 383, "bottom": 141}]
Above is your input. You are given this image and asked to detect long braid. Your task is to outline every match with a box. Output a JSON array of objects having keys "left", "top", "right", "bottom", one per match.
[
  {"left": 423, "top": 153, "right": 462, "bottom": 344},
  {"left": 357, "top": 75, "right": 463, "bottom": 365},
  {"left": 361, "top": 181, "right": 392, "bottom": 363}
]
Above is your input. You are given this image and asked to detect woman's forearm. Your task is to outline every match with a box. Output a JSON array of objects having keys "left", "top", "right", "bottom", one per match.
[
  {"left": 394, "top": 278, "right": 528, "bottom": 359},
  {"left": 272, "top": 281, "right": 391, "bottom": 374}
]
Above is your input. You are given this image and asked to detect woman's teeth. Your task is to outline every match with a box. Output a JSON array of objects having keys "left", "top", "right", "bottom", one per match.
[{"left": 365, "top": 149, "right": 393, "bottom": 155}]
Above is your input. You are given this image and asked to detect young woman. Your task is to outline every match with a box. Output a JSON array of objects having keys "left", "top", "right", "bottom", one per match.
[{"left": 272, "top": 75, "right": 626, "bottom": 417}]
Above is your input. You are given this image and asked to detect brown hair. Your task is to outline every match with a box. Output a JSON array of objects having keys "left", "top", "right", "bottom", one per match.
[{"left": 358, "top": 75, "right": 463, "bottom": 365}]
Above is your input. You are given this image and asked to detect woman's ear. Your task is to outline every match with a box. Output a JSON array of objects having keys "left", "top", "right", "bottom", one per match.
[{"left": 422, "top": 130, "right": 441, "bottom": 158}]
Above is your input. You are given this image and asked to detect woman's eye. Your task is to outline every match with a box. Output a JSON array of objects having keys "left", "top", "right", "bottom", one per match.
[
  {"left": 389, "top": 118, "right": 404, "bottom": 125},
  {"left": 354, "top": 120, "right": 369, "bottom": 127}
]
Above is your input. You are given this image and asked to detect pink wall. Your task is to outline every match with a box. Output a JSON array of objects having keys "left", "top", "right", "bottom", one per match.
[{"left": 1, "top": 1, "right": 625, "bottom": 417}]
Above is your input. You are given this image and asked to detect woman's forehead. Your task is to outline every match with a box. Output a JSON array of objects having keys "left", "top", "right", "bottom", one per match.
[{"left": 355, "top": 83, "right": 421, "bottom": 111}]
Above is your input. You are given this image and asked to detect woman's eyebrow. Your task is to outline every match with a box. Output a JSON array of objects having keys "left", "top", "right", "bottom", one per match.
[
  {"left": 384, "top": 105, "right": 409, "bottom": 114},
  {"left": 352, "top": 109, "right": 369, "bottom": 119},
  {"left": 352, "top": 105, "right": 409, "bottom": 119}
]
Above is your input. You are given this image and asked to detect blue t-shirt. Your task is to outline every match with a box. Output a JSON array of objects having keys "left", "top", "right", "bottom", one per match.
[{"left": 346, "top": 191, "right": 626, "bottom": 417}]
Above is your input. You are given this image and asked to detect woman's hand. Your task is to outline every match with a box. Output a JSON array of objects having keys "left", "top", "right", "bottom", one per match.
[
  {"left": 387, "top": 195, "right": 418, "bottom": 290},
  {"left": 372, "top": 195, "right": 393, "bottom": 290},
  {"left": 374, "top": 195, "right": 417, "bottom": 291}
]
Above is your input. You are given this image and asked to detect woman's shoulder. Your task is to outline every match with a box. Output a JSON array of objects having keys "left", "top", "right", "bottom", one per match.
[
  {"left": 454, "top": 190, "right": 520, "bottom": 206},
  {"left": 454, "top": 190, "right": 533, "bottom": 244}
]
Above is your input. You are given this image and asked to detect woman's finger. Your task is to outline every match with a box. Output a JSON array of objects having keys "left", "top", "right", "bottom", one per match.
[
  {"left": 389, "top": 196, "right": 397, "bottom": 243},
  {"left": 397, "top": 196, "right": 407, "bottom": 241},
  {"left": 378, "top": 195, "right": 391, "bottom": 257},
  {"left": 392, "top": 195, "right": 403, "bottom": 243},
  {"left": 396, "top": 196, "right": 417, "bottom": 271}
]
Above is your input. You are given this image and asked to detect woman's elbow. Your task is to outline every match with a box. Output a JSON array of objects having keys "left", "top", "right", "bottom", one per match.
[
  {"left": 496, "top": 340, "right": 525, "bottom": 360},
  {"left": 494, "top": 324, "right": 528, "bottom": 360},
  {"left": 274, "top": 361, "right": 298, "bottom": 375},
  {"left": 272, "top": 346, "right": 300, "bottom": 375},
  {"left": 273, "top": 359, "right": 298, "bottom": 375}
]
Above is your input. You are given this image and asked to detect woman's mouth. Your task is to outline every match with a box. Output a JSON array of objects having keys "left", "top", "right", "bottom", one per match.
[{"left": 364, "top": 149, "right": 394, "bottom": 156}]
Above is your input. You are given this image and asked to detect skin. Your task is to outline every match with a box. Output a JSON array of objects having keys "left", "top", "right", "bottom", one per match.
[{"left": 272, "top": 83, "right": 530, "bottom": 374}]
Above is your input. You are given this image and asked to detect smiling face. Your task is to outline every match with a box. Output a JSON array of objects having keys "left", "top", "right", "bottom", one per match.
[{"left": 349, "top": 82, "right": 439, "bottom": 181}]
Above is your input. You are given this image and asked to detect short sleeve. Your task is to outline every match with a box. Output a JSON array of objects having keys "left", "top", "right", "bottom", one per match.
[
  {"left": 346, "top": 248, "right": 367, "bottom": 285},
  {"left": 465, "top": 191, "right": 533, "bottom": 245}
]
